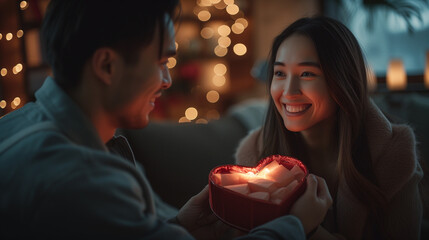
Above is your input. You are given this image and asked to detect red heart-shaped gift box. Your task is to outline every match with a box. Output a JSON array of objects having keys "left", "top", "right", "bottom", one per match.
[{"left": 208, "top": 155, "right": 308, "bottom": 231}]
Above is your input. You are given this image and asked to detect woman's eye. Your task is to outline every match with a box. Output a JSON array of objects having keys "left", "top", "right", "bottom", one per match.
[
  {"left": 274, "top": 71, "right": 285, "bottom": 77},
  {"left": 301, "top": 71, "right": 315, "bottom": 77}
]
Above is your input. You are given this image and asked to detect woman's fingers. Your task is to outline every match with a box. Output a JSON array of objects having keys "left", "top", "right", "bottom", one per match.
[
  {"left": 306, "top": 174, "right": 318, "bottom": 196},
  {"left": 315, "top": 176, "right": 333, "bottom": 206}
]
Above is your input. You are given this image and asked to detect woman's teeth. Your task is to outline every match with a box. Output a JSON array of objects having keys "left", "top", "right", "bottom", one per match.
[{"left": 285, "top": 104, "right": 310, "bottom": 113}]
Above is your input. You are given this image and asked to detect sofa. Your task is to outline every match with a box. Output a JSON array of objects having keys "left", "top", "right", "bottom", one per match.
[{"left": 118, "top": 92, "right": 429, "bottom": 237}]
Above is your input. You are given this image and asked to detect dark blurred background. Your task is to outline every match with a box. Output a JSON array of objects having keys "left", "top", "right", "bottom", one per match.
[
  {"left": 1, "top": 0, "right": 428, "bottom": 120},
  {"left": 1, "top": 1, "right": 429, "bottom": 235}
]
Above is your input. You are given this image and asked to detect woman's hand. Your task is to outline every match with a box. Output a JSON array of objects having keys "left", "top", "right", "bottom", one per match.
[
  {"left": 290, "top": 174, "right": 333, "bottom": 234},
  {"left": 176, "top": 185, "right": 244, "bottom": 240}
]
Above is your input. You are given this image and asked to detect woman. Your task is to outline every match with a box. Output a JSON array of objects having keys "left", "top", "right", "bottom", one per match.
[{"left": 235, "top": 17, "right": 423, "bottom": 239}]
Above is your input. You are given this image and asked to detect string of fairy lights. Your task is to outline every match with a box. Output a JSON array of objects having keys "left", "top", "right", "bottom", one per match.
[
  {"left": 173, "top": 0, "right": 249, "bottom": 123},
  {"left": 1, "top": 0, "right": 251, "bottom": 120},
  {"left": 0, "top": 1, "right": 29, "bottom": 113}
]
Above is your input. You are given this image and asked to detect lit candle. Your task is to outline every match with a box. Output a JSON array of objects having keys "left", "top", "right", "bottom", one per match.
[{"left": 386, "top": 59, "right": 407, "bottom": 90}]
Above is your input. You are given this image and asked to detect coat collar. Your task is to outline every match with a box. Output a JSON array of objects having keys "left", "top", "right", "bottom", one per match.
[{"left": 35, "top": 77, "right": 107, "bottom": 152}]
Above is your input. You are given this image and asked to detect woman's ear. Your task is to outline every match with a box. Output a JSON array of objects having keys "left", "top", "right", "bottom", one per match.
[{"left": 91, "top": 48, "right": 120, "bottom": 86}]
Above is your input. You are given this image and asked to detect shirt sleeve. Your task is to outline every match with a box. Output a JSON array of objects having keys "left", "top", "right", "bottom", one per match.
[
  {"left": 237, "top": 215, "right": 305, "bottom": 240},
  {"left": 29, "top": 152, "right": 195, "bottom": 240}
]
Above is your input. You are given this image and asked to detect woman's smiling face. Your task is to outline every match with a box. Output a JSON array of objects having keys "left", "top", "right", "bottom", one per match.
[{"left": 270, "top": 33, "right": 337, "bottom": 133}]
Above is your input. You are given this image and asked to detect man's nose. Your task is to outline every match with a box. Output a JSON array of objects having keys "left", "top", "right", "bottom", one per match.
[{"left": 161, "top": 67, "right": 172, "bottom": 89}]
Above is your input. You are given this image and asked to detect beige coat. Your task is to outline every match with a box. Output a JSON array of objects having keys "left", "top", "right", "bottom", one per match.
[{"left": 234, "top": 102, "right": 423, "bottom": 239}]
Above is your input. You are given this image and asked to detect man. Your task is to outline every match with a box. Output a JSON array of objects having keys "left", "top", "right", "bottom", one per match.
[{"left": 0, "top": 1, "right": 331, "bottom": 239}]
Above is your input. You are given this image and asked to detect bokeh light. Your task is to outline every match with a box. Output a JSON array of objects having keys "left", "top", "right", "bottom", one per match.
[
  {"left": 214, "top": 63, "right": 227, "bottom": 76},
  {"left": 179, "top": 117, "right": 191, "bottom": 123},
  {"left": 218, "top": 36, "right": 231, "bottom": 48},
  {"left": 233, "top": 43, "right": 247, "bottom": 56},
  {"left": 17, "top": 30, "right": 24, "bottom": 38},
  {"left": 185, "top": 107, "right": 198, "bottom": 120},
  {"left": 198, "top": 10, "right": 211, "bottom": 21},
  {"left": 235, "top": 18, "right": 248, "bottom": 28},
  {"left": 218, "top": 25, "right": 231, "bottom": 36},
  {"left": 6, "top": 33, "right": 12, "bottom": 41},
  {"left": 214, "top": 46, "right": 228, "bottom": 57},
  {"left": 231, "top": 23, "right": 244, "bottom": 34},
  {"left": 20, "top": 1, "right": 28, "bottom": 10},
  {"left": 226, "top": 4, "right": 239, "bottom": 15},
  {"left": 167, "top": 57, "right": 177, "bottom": 69},
  {"left": 206, "top": 90, "right": 220, "bottom": 103},
  {"left": 0, "top": 68, "right": 7, "bottom": 77},
  {"left": 0, "top": 100, "right": 6, "bottom": 109},
  {"left": 213, "top": 75, "right": 226, "bottom": 87},
  {"left": 201, "top": 27, "right": 214, "bottom": 39},
  {"left": 224, "top": 0, "right": 234, "bottom": 5}
]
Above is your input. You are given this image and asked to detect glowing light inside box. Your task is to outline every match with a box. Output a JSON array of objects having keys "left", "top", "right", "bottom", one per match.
[{"left": 209, "top": 156, "right": 308, "bottom": 231}]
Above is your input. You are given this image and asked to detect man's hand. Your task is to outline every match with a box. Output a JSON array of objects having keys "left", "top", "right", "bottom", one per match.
[
  {"left": 176, "top": 185, "right": 244, "bottom": 240},
  {"left": 289, "top": 174, "right": 333, "bottom": 234}
]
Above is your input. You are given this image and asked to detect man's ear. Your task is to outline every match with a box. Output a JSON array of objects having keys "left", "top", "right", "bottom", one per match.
[{"left": 91, "top": 48, "right": 120, "bottom": 85}]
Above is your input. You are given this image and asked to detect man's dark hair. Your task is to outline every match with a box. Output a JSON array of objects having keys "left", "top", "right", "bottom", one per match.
[{"left": 40, "top": 0, "right": 179, "bottom": 90}]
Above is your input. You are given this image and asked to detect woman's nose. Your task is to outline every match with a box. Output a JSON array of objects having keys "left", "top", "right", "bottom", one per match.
[{"left": 283, "top": 75, "right": 302, "bottom": 98}]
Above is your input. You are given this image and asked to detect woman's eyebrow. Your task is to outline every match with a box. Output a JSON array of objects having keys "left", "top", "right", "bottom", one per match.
[
  {"left": 298, "top": 61, "right": 321, "bottom": 68},
  {"left": 273, "top": 61, "right": 321, "bottom": 68}
]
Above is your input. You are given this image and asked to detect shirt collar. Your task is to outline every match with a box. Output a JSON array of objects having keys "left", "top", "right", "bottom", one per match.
[{"left": 35, "top": 77, "right": 107, "bottom": 151}]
